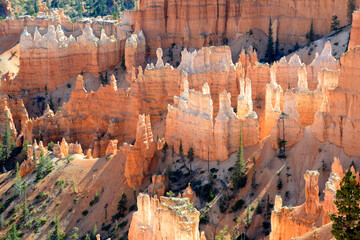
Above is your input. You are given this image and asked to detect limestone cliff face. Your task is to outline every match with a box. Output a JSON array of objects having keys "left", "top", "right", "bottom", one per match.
[
  {"left": 122, "top": 114, "right": 156, "bottom": 188},
  {"left": 166, "top": 80, "right": 258, "bottom": 161},
  {"left": 24, "top": 75, "right": 136, "bottom": 157},
  {"left": 312, "top": 23, "right": 360, "bottom": 156},
  {"left": 134, "top": 0, "right": 354, "bottom": 55},
  {"left": 270, "top": 91, "right": 303, "bottom": 149},
  {"left": 125, "top": 31, "right": 146, "bottom": 71},
  {"left": 349, "top": 11, "right": 360, "bottom": 50},
  {"left": 129, "top": 194, "right": 203, "bottom": 240},
  {"left": 8, "top": 24, "right": 121, "bottom": 94},
  {"left": 178, "top": 46, "right": 238, "bottom": 115},
  {"left": 306, "top": 41, "right": 340, "bottom": 90},
  {"left": 270, "top": 166, "right": 346, "bottom": 240}
]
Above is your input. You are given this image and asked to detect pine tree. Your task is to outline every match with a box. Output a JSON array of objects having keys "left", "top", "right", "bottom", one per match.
[
  {"left": 117, "top": 191, "right": 127, "bottom": 217},
  {"left": 22, "top": 190, "right": 29, "bottom": 223},
  {"left": 46, "top": 0, "right": 50, "bottom": 9},
  {"left": 34, "top": 0, "right": 39, "bottom": 13},
  {"left": 6, "top": 224, "right": 20, "bottom": 240},
  {"left": 187, "top": 147, "right": 194, "bottom": 176},
  {"left": 2, "top": 114, "right": 14, "bottom": 167},
  {"left": 330, "top": 170, "right": 360, "bottom": 239},
  {"left": 35, "top": 154, "right": 54, "bottom": 180},
  {"left": 124, "top": 0, "right": 135, "bottom": 10},
  {"left": 306, "top": 20, "right": 315, "bottom": 43},
  {"left": 179, "top": 139, "right": 186, "bottom": 169},
  {"left": 231, "top": 126, "right": 247, "bottom": 189},
  {"left": 49, "top": 211, "right": 61, "bottom": 240},
  {"left": 264, "top": 18, "right": 275, "bottom": 63},
  {"left": 348, "top": 0, "right": 356, "bottom": 24},
  {"left": 0, "top": 213, "right": 4, "bottom": 229},
  {"left": 92, "top": 223, "right": 97, "bottom": 238},
  {"left": 331, "top": 15, "right": 340, "bottom": 31},
  {"left": 14, "top": 162, "right": 24, "bottom": 196}
]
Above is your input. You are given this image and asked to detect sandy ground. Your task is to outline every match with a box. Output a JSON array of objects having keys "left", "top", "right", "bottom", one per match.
[{"left": 0, "top": 152, "right": 138, "bottom": 239}]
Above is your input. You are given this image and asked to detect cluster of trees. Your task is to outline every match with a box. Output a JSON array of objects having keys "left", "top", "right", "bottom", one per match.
[
  {"left": 22, "top": 0, "right": 136, "bottom": 19},
  {"left": 263, "top": 18, "right": 279, "bottom": 63}
]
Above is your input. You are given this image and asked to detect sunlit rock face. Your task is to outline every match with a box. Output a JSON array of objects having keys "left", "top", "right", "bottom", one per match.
[
  {"left": 129, "top": 194, "right": 203, "bottom": 240},
  {"left": 10, "top": 24, "right": 121, "bottom": 94}
]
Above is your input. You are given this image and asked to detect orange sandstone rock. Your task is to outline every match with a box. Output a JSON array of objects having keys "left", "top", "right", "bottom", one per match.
[
  {"left": 148, "top": 175, "right": 168, "bottom": 197},
  {"left": 122, "top": 114, "right": 156, "bottom": 188},
  {"left": 105, "top": 140, "right": 118, "bottom": 156},
  {"left": 129, "top": 194, "right": 202, "bottom": 240}
]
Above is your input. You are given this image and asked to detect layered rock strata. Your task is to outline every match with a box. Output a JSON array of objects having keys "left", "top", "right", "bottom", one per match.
[
  {"left": 129, "top": 194, "right": 203, "bottom": 240},
  {"left": 166, "top": 80, "right": 258, "bottom": 161},
  {"left": 5, "top": 24, "right": 121, "bottom": 94},
  {"left": 312, "top": 20, "right": 360, "bottom": 156},
  {"left": 270, "top": 167, "right": 346, "bottom": 240},
  {"left": 122, "top": 114, "right": 156, "bottom": 188}
]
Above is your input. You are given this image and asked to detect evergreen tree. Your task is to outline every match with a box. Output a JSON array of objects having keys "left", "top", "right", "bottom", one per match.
[
  {"left": 112, "top": 3, "right": 120, "bottom": 20},
  {"left": 306, "top": 20, "right": 315, "bottom": 43},
  {"left": 34, "top": 0, "right": 39, "bottom": 13},
  {"left": 124, "top": 0, "right": 135, "bottom": 10},
  {"left": 92, "top": 223, "right": 97, "bottom": 239},
  {"left": 348, "top": 0, "right": 356, "bottom": 24},
  {"left": 162, "top": 141, "right": 168, "bottom": 162},
  {"left": 231, "top": 126, "right": 247, "bottom": 189},
  {"left": 179, "top": 139, "right": 186, "bottom": 169},
  {"left": 330, "top": 170, "right": 360, "bottom": 239},
  {"left": 49, "top": 211, "right": 62, "bottom": 240},
  {"left": 22, "top": 189, "right": 29, "bottom": 223},
  {"left": 6, "top": 224, "right": 20, "bottom": 240},
  {"left": 51, "top": 0, "right": 59, "bottom": 8},
  {"left": 331, "top": 15, "right": 340, "bottom": 31},
  {"left": 22, "top": 140, "right": 29, "bottom": 159},
  {"left": 46, "top": 0, "right": 50, "bottom": 9},
  {"left": 0, "top": 213, "right": 4, "bottom": 229},
  {"left": 14, "top": 162, "right": 24, "bottom": 196},
  {"left": 264, "top": 18, "right": 275, "bottom": 63},
  {"left": 187, "top": 147, "right": 194, "bottom": 176},
  {"left": 35, "top": 154, "right": 54, "bottom": 180},
  {"left": 1, "top": 114, "right": 14, "bottom": 170},
  {"left": 117, "top": 191, "right": 127, "bottom": 217}
]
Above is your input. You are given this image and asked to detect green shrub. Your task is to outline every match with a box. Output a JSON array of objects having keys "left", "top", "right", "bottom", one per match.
[
  {"left": 81, "top": 210, "right": 88, "bottom": 216},
  {"left": 231, "top": 199, "right": 245, "bottom": 212}
]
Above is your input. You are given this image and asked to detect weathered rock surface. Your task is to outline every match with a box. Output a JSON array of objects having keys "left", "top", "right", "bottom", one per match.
[
  {"left": 312, "top": 24, "right": 360, "bottom": 156},
  {"left": 270, "top": 169, "right": 344, "bottom": 240},
  {"left": 166, "top": 80, "right": 258, "bottom": 161},
  {"left": 122, "top": 114, "right": 156, "bottom": 188},
  {"left": 148, "top": 175, "right": 168, "bottom": 197},
  {"left": 133, "top": 0, "right": 353, "bottom": 55},
  {"left": 4, "top": 24, "right": 121, "bottom": 94},
  {"left": 129, "top": 194, "right": 203, "bottom": 240},
  {"left": 125, "top": 31, "right": 146, "bottom": 71}
]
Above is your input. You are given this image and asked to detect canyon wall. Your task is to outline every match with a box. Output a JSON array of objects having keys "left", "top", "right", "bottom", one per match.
[
  {"left": 312, "top": 12, "right": 360, "bottom": 157},
  {"left": 129, "top": 194, "right": 203, "bottom": 240},
  {"left": 134, "top": 0, "right": 356, "bottom": 55},
  {"left": 165, "top": 79, "right": 259, "bottom": 161},
  {"left": 8, "top": 24, "right": 121, "bottom": 93}
]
